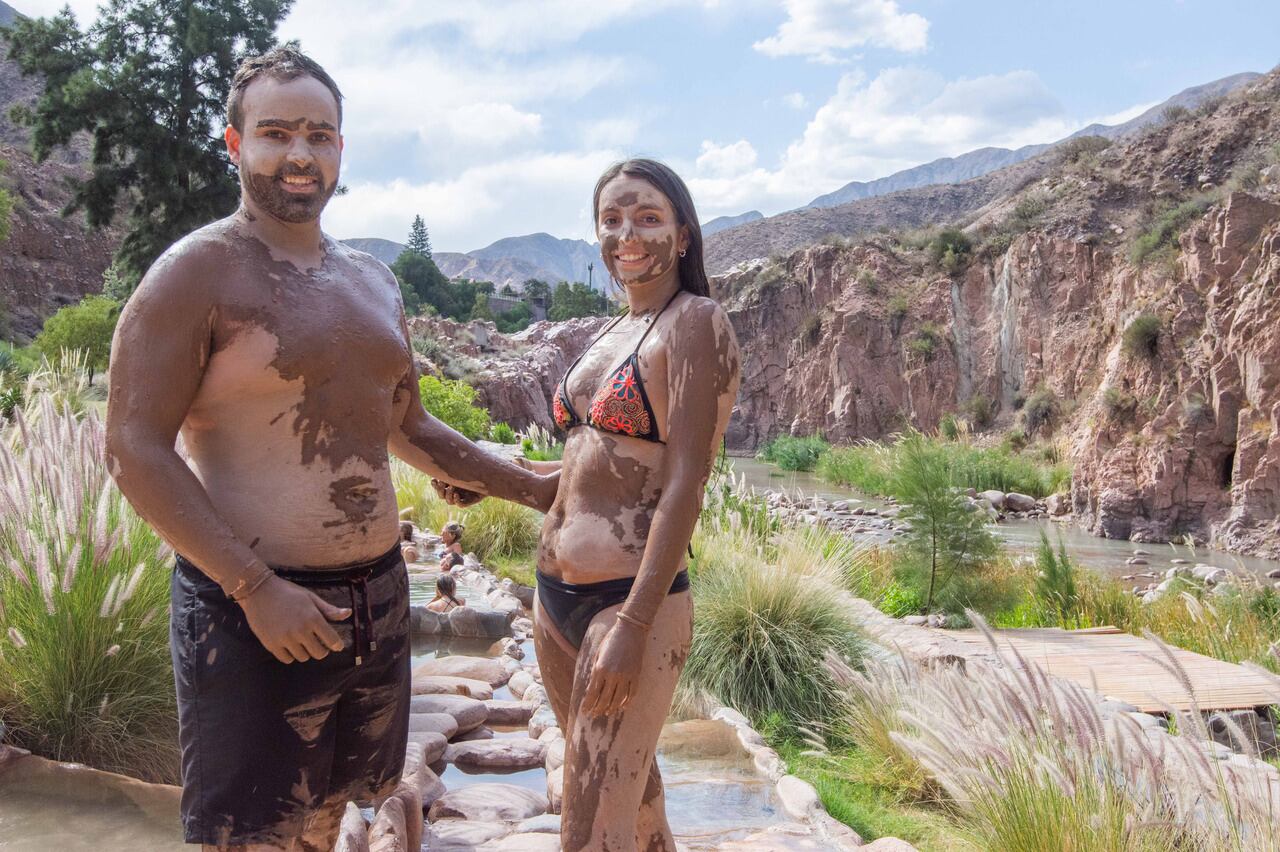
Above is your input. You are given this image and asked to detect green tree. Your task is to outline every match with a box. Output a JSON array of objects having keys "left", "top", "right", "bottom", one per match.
[
  {"left": 548, "top": 281, "right": 607, "bottom": 321},
  {"left": 500, "top": 283, "right": 516, "bottom": 297},
  {"left": 522, "top": 278, "right": 550, "bottom": 301},
  {"left": 494, "top": 302, "right": 531, "bottom": 334},
  {"left": 890, "top": 430, "right": 1005, "bottom": 617},
  {"left": 4, "top": 1, "right": 291, "bottom": 287},
  {"left": 475, "top": 281, "right": 495, "bottom": 296},
  {"left": 406, "top": 214, "right": 431, "bottom": 258},
  {"left": 392, "top": 250, "right": 462, "bottom": 317},
  {"left": 470, "top": 292, "right": 493, "bottom": 321},
  {"left": 418, "top": 374, "right": 490, "bottom": 440},
  {"left": 33, "top": 295, "right": 121, "bottom": 379}
]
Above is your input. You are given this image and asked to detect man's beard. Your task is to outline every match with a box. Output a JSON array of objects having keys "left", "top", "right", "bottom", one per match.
[{"left": 244, "top": 164, "right": 337, "bottom": 224}]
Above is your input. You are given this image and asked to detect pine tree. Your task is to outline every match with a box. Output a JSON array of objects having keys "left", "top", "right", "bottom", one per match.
[
  {"left": 406, "top": 215, "right": 432, "bottom": 258},
  {"left": 3, "top": 1, "right": 292, "bottom": 286}
]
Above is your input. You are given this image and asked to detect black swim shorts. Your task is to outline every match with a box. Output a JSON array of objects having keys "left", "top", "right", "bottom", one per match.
[{"left": 170, "top": 543, "right": 411, "bottom": 847}]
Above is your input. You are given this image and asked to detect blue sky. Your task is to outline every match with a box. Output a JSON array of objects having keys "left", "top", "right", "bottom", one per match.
[{"left": 23, "top": 0, "right": 1280, "bottom": 252}]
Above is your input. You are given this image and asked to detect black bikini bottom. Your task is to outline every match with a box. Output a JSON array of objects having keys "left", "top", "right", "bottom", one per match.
[{"left": 535, "top": 569, "right": 690, "bottom": 651}]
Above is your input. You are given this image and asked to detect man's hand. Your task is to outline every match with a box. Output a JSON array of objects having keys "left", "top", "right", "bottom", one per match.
[
  {"left": 237, "top": 575, "right": 351, "bottom": 664},
  {"left": 432, "top": 478, "right": 484, "bottom": 507}
]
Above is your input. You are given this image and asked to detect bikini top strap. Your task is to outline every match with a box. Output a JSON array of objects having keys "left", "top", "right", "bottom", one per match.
[
  {"left": 562, "top": 309, "right": 630, "bottom": 385},
  {"left": 632, "top": 291, "right": 682, "bottom": 354}
]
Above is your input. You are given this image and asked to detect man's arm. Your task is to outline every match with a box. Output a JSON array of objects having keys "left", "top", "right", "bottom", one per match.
[
  {"left": 105, "top": 244, "right": 350, "bottom": 665},
  {"left": 387, "top": 313, "right": 557, "bottom": 513}
]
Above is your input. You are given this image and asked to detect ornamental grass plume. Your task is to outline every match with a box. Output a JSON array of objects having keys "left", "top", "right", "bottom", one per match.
[
  {"left": 828, "top": 611, "right": 1280, "bottom": 851},
  {"left": 0, "top": 396, "right": 177, "bottom": 782}
]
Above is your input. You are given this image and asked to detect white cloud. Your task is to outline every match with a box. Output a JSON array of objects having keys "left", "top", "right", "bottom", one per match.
[
  {"left": 696, "top": 140, "right": 759, "bottom": 177},
  {"left": 325, "top": 149, "right": 624, "bottom": 251},
  {"left": 754, "top": 0, "right": 929, "bottom": 63},
  {"left": 1086, "top": 99, "right": 1161, "bottom": 128},
  {"left": 783, "top": 92, "right": 809, "bottom": 109}
]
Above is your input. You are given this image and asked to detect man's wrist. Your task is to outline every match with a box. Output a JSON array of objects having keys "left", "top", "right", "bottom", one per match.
[{"left": 222, "top": 562, "right": 275, "bottom": 602}]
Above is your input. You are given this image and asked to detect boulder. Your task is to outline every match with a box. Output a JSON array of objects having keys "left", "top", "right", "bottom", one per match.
[
  {"left": 485, "top": 833, "right": 562, "bottom": 851},
  {"left": 447, "top": 606, "right": 515, "bottom": 638},
  {"left": 1004, "top": 492, "right": 1037, "bottom": 512},
  {"left": 544, "top": 738, "right": 565, "bottom": 772},
  {"left": 445, "top": 737, "right": 546, "bottom": 771},
  {"left": 452, "top": 725, "right": 495, "bottom": 742},
  {"left": 528, "top": 704, "right": 559, "bottom": 739},
  {"left": 501, "top": 637, "right": 525, "bottom": 659},
  {"left": 408, "top": 713, "right": 458, "bottom": 740},
  {"left": 537, "top": 726, "right": 563, "bottom": 744},
  {"left": 1045, "top": 493, "right": 1070, "bottom": 515},
  {"left": 409, "top": 605, "right": 445, "bottom": 635},
  {"left": 521, "top": 683, "right": 548, "bottom": 706},
  {"left": 410, "top": 694, "right": 488, "bottom": 733},
  {"left": 411, "top": 674, "right": 494, "bottom": 700},
  {"left": 1268, "top": 568, "right": 1280, "bottom": 580},
  {"left": 428, "top": 783, "right": 548, "bottom": 822},
  {"left": 367, "top": 794, "right": 411, "bottom": 852},
  {"left": 334, "top": 802, "right": 369, "bottom": 852},
  {"left": 422, "top": 819, "right": 509, "bottom": 847},
  {"left": 546, "top": 765, "right": 564, "bottom": 815},
  {"left": 776, "top": 775, "right": 821, "bottom": 820},
  {"left": 508, "top": 669, "right": 535, "bottom": 699},
  {"left": 414, "top": 655, "right": 509, "bottom": 687},
  {"left": 406, "top": 731, "right": 448, "bottom": 764},
  {"left": 977, "top": 490, "right": 1006, "bottom": 509},
  {"left": 485, "top": 699, "right": 536, "bottom": 726},
  {"left": 515, "top": 813, "right": 562, "bottom": 834}
]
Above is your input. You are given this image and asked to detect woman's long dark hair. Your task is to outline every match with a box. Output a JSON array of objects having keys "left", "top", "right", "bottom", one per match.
[
  {"left": 593, "top": 158, "right": 710, "bottom": 298},
  {"left": 434, "top": 572, "right": 461, "bottom": 605}
]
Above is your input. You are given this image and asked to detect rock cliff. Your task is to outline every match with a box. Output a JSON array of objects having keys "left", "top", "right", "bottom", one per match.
[{"left": 714, "top": 70, "right": 1280, "bottom": 558}]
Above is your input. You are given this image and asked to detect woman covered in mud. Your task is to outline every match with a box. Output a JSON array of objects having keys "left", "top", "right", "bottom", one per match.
[{"left": 533, "top": 158, "right": 741, "bottom": 850}]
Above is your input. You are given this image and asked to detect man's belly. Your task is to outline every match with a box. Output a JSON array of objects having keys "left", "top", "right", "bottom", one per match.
[{"left": 183, "top": 424, "right": 400, "bottom": 568}]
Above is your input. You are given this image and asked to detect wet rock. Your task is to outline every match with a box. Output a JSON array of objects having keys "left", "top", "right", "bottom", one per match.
[
  {"left": 508, "top": 669, "right": 535, "bottom": 699},
  {"left": 1171, "top": 558, "right": 1190, "bottom": 565},
  {"left": 485, "top": 699, "right": 535, "bottom": 726},
  {"left": 368, "top": 793, "right": 411, "bottom": 852},
  {"left": 406, "top": 731, "right": 448, "bottom": 764},
  {"left": 414, "top": 655, "right": 510, "bottom": 687},
  {"left": 500, "top": 637, "right": 525, "bottom": 660},
  {"left": 1004, "top": 492, "right": 1037, "bottom": 512},
  {"left": 1132, "top": 549, "right": 1151, "bottom": 556},
  {"left": 511, "top": 616, "right": 535, "bottom": 634},
  {"left": 446, "top": 737, "right": 546, "bottom": 771},
  {"left": 411, "top": 675, "right": 494, "bottom": 700},
  {"left": 521, "top": 683, "right": 547, "bottom": 706},
  {"left": 408, "top": 713, "right": 458, "bottom": 740},
  {"left": 544, "top": 738, "right": 565, "bottom": 772},
  {"left": 334, "top": 802, "right": 369, "bottom": 852},
  {"left": 537, "top": 726, "right": 563, "bottom": 744},
  {"left": 1045, "top": 493, "right": 1070, "bottom": 515},
  {"left": 410, "top": 606, "right": 445, "bottom": 635},
  {"left": 1268, "top": 568, "right": 1280, "bottom": 580},
  {"left": 776, "top": 775, "right": 822, "bottom": 819},
  {"left": 423, "top": 819, "right": 510, "bottom": 847},
  {"left": 977, "top": 490, "right": 1006, "bottom": 509},
  {"left": 452, "top": 725, "right": 495, "bottom": 742},
  {"left": 428, "top": 783, "right": 549, "bottom": 822},
  {"left": 410, "top": 694, "right": 488, "bottom": 733},
  {"left": 717, "top": 824, "right": 858, "bottom": 850},
  {"left": 1166, "top": 566, "right": 1193, "bottom": 580},
  {"left": 1126, "top": 557, "right": 1148, "bottom": 566},
  {"left": 448, "top": 606, "right": 515, "bottom": 638},
  {"left": 546, "top": 765, "right": 563, "bottom": 815},
  {"left": 515, "top": 813, "right": 562, "bottom": 834},
  {"left": 528, "top": 704, "right": 559, "bottom": 739}
]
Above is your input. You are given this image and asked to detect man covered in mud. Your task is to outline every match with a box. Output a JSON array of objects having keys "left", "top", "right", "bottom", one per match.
[{"left": 104, "top": 47, "right": 556, "bottom": 851}]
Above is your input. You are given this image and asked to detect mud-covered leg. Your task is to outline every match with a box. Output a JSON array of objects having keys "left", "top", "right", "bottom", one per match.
[
  {"left": 561, "top": 591, "right": 692, "bottom": 852},
  {"left": 297, "top": 796, "right": 348, "bottom": 852},
  {"left": 635, "top": 760, "right": 676, "bottom": 852}
]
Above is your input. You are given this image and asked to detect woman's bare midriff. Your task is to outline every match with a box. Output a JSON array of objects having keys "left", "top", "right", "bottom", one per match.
[{"left": 537, "top": 427, "right": 670, "bottom": 584}]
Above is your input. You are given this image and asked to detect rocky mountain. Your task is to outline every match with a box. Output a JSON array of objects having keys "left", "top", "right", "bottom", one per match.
[
  {"left": 0, "top": 6, "right": 120, "bottom": 340},
  {"left": 711, "top": 69, "right": 1280, "bottom": 558},
  {"left": 805, "top": 72, "right": 1259, "bottom": 210},
  {"left": 343, "top": 232, "right": 603, "bottom": 290},
  {"left": 0, "top": 2, "right": 17, "bottom": 27},
  {"left": 702, "top": 210, "right": 763, "bottom": 237},
  {"left": 341, "top": 237, "right": 405, "bottom": 266}
]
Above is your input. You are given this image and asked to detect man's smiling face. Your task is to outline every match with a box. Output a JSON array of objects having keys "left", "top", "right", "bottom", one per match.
[{"left": 228, "top": 75, "right": 343, "bottom": 224}]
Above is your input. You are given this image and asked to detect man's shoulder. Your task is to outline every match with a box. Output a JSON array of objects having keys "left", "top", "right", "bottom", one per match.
[{"left": 131, "top": 219, "right": 243, "bottom": 307}]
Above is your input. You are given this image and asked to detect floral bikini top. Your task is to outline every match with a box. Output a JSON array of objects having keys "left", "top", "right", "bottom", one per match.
[{"left": 552, "top": 292, "right": 679, "bottom": 444}]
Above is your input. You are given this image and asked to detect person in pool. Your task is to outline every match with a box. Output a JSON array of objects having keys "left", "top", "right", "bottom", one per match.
[
  {"left": 425, "top": 573, "right": 464, "bottom": 613},
  {"left": 438, "top": 521, "right": 465, "bottom": 571},
  {"left": 533, "top": 158, "right": 741, "bottom": 850}
]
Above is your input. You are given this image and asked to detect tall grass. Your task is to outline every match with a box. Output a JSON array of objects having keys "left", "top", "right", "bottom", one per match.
[
  {"left": 391, "top": 460, "right": 541, "bottom": 561},
  {"left": 818, "top": 434, "right": 1070, "bottom": 498},
  {"left": 831, "top": 615, "right": 1280, "bottom": 852},
  {"left": 679, "top": 517, "right": 867, "bottom": 730},
  {"left": 0, "top": 397, "right": 177, "bottom": 782}
]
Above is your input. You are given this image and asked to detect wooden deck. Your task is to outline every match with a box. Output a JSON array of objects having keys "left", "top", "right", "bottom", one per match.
[{"left": 939, "top": 626, "right": 1279, "bottom": 713}]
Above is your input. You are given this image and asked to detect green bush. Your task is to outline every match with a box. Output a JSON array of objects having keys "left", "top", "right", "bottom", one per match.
[
  {"left": 490, "top": 422, "right": 517, "bottom": 444},
  {"left": 391, "top": 461, "right": 541, "bottom": 561},
  {"left": 890, "top": 432, "right": 1009, "bottom": 617},
  {"left": 1056, "top": 135, "right": 1111, "bottom": 165},
  {"left": 879, "top": 580, "right": 924, "bottom": 617},
  {"left": 962, "top": 393, "right": 994, "bottom": 429},
  {"left": 1102, "top": 387, "right": 1137, "bottom": 421},
  {"left": 418, "top": 374, "right": 492, "bottom": 440},
  {"left": 32, "top": 295, "right": 120, "bottom": 379},
  {"left": 1021, "top": 387, "right": 1057, "bottom": 432},
  {"left": 928, "top": 228, "right": 972, "bottom": 274},
  {"left": 857, "top": 268, "right": 878, "bottom": 295},
  {"left": 520, "top": 423, "right": 563, "bottom": 461},
  {"left": 758, "top": 434, "right": 830, "bottom": 471},
  {"left": 1121, "top": 314, "right": 1161, "bottom": 359},
  {"left": 907, "top": 322, "right": 943, "bottom": 362},
  {"left": 0, "top": 399, "right": 177, "bottom": 782},
  {"left": 888, "top": 294, "right": 909, "bottom": 324},
  {"left": 938, "top": 413, "right": 959, "bottom": 441},
  {"left": 1032, "top": 530, "right": 1079, "bottom": 619},
  {"left": 1130, "top": 196, "right": 1212, "bottom": 266}
]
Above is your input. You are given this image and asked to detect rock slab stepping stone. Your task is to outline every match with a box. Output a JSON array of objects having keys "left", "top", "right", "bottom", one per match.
[
  {"left": 546, "top": 765, "right": 563, "bottom": 815},
  {"left": 424, "top": 819, "right": 510, "bottom": 848},
  {"left": 446, "top": 737, "right": 546, "bottom": 771},
  {"left": 544, "top": 739, "right": 565, "bottom": 772},
  {"left": 408, "top": 712, "right": 458, "bottom": 740},
  {"left": 485, "top": 699, "right": 535, "bottom": 725},
  {"left": 528, "top": 704, "right": 558, "bottom": 739},
  {"left": 410, "top": 693, "right": 488, "bottom": 733},
  {"left": 481, "top": 833, "right": 561, "bottom": 851},
  {"left": 508, "top": 669, "right": 535, "bottom": 699},
  {"left": 452, "top": 724, "right": 495, "bottom": 742},
  {"left": 428, "top": 782, "right": 549, "bottom": 822},
  {"left": 411, "top": 674, "right": 495, "bottom": 700},
  {"left": 368, "top": 794, "right": 411, "bottom": 852},
  {"left": 414, "top": 655, "right": 509, "bottom": 688},
  {"left": 334, "top": 802, "right": 369, "bottom": 852},
  {"left": 406, "top": 730, "right": 448, "bottom": 764}
]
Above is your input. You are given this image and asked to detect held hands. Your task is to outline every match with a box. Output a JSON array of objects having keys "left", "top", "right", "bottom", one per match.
[
  {"left": 237, "top": 574, "right": 351, "bottom": 664},
  {"left": 432, "top": 478, "right": 484, "bottom": 507},
  {"left": 582, "top": 617, "right": 647, "bottom": 716}
]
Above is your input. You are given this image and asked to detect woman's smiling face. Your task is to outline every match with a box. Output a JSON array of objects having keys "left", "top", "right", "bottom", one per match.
[{"left": 596, "top": 175, "right": 689, "bottom": 289}]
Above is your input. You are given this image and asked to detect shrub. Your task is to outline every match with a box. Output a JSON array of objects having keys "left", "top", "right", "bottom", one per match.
[
  {"left": 938, "top": 413, "right": 959, "bottom": 441},
  {"left": 1002, "top": 428, "right": 1028, "bottom": 452},
  {"left": 1121, "top": 314, "right": 1161, "bottom": 359},
  {"left": 906, "top": 322, "right": 943, "bottom": 362},
  {"left": 1032, "top": 530, "right": 1079, "bottom": 618},
  {"left": 1021, "top": 386, "right": 1057, "bottom": 433},
  {"left": 418, "top": 374, "right": 492, "bottom": 440},
  {"left": 879, "top": 580, "right": 924, "bottom": 617},
  {"left": 678, "top": 521, "right": 867, "bottom": 728},
  {"left": 1130, "top": 196, "right": 1213, "bottom": 266},
  {"left": 927, "top": 228, "right": 972, "bottom": 274},
  {"left": 1102, "top": 387, "right": 1137, "bottom": 421},
  {"left": 1006, "top": 192, "right": 1051, "bottom": 233},
  {"left": 857, "top": 268, "right": 878, "bottom": 295},
  {"left": 1161, "top": 104, "right": 1191, "bottom": 123},
  {"left": 758, "top": 434, "right": 830, "bottom": 471},
  {"left": 890, "top": 431, "right": 1007, "bottom": 616},
  {"left": 1056, "top": 135, "right": 1112, "bottom": 165},
  {"left": 887, "top": 294, "right": 909, "bottom": 325},
  {"left": 0, "top": 398, "right": 177, "bottom": 782},
  {"left": 489, "top": 422, "right": 517, "bottom": 444},
  {"left": 962, "top": 393, "right": 994, "bottom": 429},
  {"left": 798, "top": 312, "right": 822, "bottom": 346},
  {"left": 412, "top": 334, "right": 444, "bottom": 363},
  {"left": 391, "top": 460, "right": 540, "bottom": 561},
  {"left": 32, "top": 296, "right": 120, "bottom": 380},
  {"left": 521, "top": 423, "right": 563, "bottom": 461}
]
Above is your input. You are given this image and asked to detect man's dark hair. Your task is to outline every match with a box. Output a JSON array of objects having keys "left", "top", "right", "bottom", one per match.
[
  {"left": 592, "top": 158, "right": 711, "bottom": 298},
  {"left": 226, "top": 45, "right": 344, "bottom": 132}
]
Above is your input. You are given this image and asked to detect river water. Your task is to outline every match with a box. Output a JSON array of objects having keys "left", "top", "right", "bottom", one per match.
[{"left": 727, "top": 457, "right": 1280, "bottom": 582}]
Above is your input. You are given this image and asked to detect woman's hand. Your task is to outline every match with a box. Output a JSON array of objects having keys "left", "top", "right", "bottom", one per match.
[
  {"left": 431, "top": 478, "right": 484, "bottom": 507},
  {"left": 582, "top": 618, "right": 647, "bottom": 716}
]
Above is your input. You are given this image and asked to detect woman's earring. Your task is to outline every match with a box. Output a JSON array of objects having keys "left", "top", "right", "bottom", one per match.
[{"left": 679, "top": 249, "right": 687, "bottom": 258}]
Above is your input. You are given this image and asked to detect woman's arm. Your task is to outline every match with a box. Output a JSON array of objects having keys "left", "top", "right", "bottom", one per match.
[{"left": 581, "top": 298, "right": 741, "bottom": 716}]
